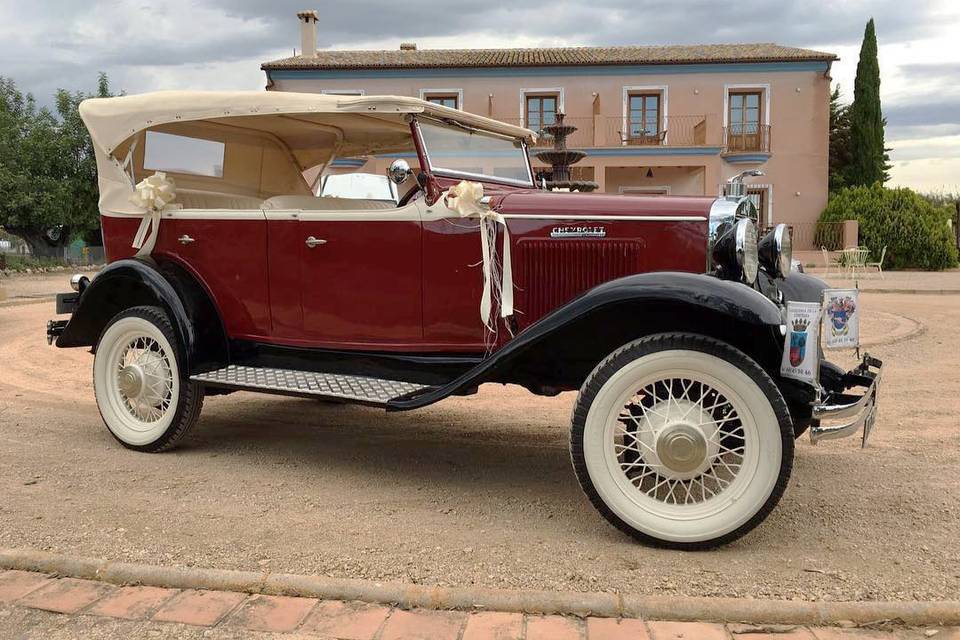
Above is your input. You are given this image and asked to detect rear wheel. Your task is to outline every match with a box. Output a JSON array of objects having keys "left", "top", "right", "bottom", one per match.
[
  {"left": 570, "top": 333, "right": 793, "bottom": 549},
  {"left": 93, "top": 306, "right": 203, "bottom": 452}
]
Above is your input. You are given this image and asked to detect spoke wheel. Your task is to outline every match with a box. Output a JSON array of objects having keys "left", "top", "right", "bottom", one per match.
[
  {"left": 571, "top": 333, "right": 793, "bottom": 549},
  {"left": 93, "top": 306, "right": 203, "bottom": 452}
]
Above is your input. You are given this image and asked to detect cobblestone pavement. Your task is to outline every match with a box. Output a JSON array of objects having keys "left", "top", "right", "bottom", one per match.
[{"left": 1, "top": 571, "right": 956, "bottom": 639}]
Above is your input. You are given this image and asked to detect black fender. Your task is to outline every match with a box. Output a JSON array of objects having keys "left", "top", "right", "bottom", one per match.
[
  {"left": 56, "top": 258, "right": 228, "bottom": 374},
  {"left": 777, "top": 270, "right": 829, "bottom": 304},
  {"left": 389, "top": 272, "right": 785, "bottom": 410}
]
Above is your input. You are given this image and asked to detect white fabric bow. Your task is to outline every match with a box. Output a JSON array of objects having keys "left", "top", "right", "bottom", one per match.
[
  {"left": 129, "top": 172, "right": 178, "bottom": 256},
  {"left": 445, "top": 181, "right": 514, "bottom": 334}
]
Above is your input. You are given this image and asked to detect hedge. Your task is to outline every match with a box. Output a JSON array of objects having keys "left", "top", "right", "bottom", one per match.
[{"left": 819, "top": 184, "right": 958, "bottom": 270}]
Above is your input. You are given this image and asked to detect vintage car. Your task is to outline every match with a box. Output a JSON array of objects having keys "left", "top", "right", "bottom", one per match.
[{"left": 49, "top": 91, "right": 881, "bottom": 549}]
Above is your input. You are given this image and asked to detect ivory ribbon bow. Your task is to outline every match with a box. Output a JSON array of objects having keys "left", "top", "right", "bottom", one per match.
[
  {"left": 129, "top": 172, "right": 178, "bottom": 256},
  {"left": 445, "top": 180, "right": 514, "bottom": 332}
]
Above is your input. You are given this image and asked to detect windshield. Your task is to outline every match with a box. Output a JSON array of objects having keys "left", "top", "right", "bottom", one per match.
[{"left": 417, "top": 120, "right": 533, "bottom": 187}]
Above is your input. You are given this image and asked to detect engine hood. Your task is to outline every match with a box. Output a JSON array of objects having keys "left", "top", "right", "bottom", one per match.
[{"left": 491, "top": 190, "right": 716, "bottom": 219}]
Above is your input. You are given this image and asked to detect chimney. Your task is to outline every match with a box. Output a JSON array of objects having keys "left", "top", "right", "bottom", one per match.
[
  {"left": 400, "top": 42, "right": 417, "bottom": 51},
  {"left": 297, "top": 10, "right": 318, "bottom": 57}
]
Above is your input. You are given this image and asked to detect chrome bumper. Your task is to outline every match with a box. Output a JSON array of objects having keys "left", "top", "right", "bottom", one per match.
[{"left": 810, "top": 354, "right": 882, "bottom": 447}]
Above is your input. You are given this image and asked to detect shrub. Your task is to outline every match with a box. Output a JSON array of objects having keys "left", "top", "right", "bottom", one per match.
[{"left": 819, "top": 184, "right": 959, "bottom": 270}]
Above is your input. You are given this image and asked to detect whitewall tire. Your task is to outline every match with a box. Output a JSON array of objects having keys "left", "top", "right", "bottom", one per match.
[
  {"left": 93, "top": 306, "right": 203, "bottom": 452},
  {"left": 570, "top": 333, "right": 793, "bottom": 549}
]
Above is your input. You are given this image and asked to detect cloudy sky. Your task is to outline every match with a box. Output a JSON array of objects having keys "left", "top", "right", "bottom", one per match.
[{"left": 2, "top": 0, "right": 957, "bottom": 192}]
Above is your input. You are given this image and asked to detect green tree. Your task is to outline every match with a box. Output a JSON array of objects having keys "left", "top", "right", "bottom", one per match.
[
  {"left": 820, "top": 185, "right": 958, "bottom": 270},
  {"left": 846, "top": 19, "right": 889, "bottom": 186},
  {"left": 828, "top": 84, "right": 852, "bottom": 192},
  {"left": 0, "top": 74, "right": 112, "bottom": 258}
]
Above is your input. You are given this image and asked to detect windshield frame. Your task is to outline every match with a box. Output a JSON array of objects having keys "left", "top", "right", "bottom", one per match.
[{"left": 413, "top": 117, "right": 535, "bottom": 189}]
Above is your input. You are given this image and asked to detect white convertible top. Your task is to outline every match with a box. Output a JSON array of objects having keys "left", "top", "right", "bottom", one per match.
[
  {"left": 81, "top": 91, "right": 537, "bottom": 218},
  {"left": 79, "top": 91, "right": 536, "bottom": 155}
]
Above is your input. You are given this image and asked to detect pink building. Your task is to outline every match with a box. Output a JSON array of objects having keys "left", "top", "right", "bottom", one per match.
[{"left": 262, "top": 12, "right": 837, "bottom": 248}]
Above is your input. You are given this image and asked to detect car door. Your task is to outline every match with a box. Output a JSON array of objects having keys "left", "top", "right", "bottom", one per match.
[
  {"left": 267, "top": 201, "right": 423, "bottom": 349},
  {"left": 156, "top": 209, "right": 271, "bottom": 339},
  {"left": 417, "top": 197, "right": 488, "bottom": 350}
]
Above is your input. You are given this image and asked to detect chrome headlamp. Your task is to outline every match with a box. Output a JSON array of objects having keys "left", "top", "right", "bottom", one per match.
[
  {"left": 758, "top": 223, "right": 793, "bottom": 278},
  {"left": 712, "top": 218, "right": 759, "bottom": 284}
]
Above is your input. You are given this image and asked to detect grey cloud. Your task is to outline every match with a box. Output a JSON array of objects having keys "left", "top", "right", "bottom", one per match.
[
  {"left": 210, "top": 0, "right": 943, "bottom": 50},
  {"left": 885, "top": 99, "right": 960, "bottom": 128},
  {"left": 897, "top": 62, "right": 960, "bottom": 81}
]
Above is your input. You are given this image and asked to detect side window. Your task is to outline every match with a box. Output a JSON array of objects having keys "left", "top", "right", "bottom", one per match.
[
  {"left": 143, "top": 131, "right": 225, "bottom": 178},
  {"left": 319, "top": 173, "right": 398, "bottom": 202}
]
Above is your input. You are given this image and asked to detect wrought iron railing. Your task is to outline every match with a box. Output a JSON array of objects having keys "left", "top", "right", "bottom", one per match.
[
  {"left": 493, "top": 114, "right": 711, "bottom": 148},
  {"left": 601, "top": 115, "right": 710, "bottom": 147},
  {"left": 495, "top": 117, "right": 595, "bottom": 149},
  {"left": 723, "top": 124, "right": 771, "bottom": 153}
]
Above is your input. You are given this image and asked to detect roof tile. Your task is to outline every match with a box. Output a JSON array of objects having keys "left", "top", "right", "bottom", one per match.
[{"left": 262, "top": 43, "right": 837, "bottom": 70}]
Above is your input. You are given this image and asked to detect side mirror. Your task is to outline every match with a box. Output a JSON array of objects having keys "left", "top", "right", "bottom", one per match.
[{"left": 387, "top": 159, "right": 412, "bottom": 185}]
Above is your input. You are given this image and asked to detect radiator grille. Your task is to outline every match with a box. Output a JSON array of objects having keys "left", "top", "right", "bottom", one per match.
[{"left": 514, "top": 239, "right": 643, "bottom": 326}]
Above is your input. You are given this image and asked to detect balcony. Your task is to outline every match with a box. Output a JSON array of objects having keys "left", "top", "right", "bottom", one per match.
[
  {"left": 722, "top": 125, "right": 771, "bottom": 159},
  {"left": 494, "top": 115, "right": 714, "bottom": 149}
]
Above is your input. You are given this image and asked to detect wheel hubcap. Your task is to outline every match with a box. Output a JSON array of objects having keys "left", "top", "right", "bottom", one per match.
[
  {"left": 117, "top": 365, "right": 144, "bottom": 398},
  {"left": 656, "top": 424, "right": 707, "bottom": 474}
]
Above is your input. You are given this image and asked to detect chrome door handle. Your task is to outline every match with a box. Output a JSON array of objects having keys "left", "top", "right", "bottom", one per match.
[
  {"left": 305, "top": 236, "right": 327, "bottom": 248},
  {"left": 178, "top": 235, "right": 195, "bottom": 245}
]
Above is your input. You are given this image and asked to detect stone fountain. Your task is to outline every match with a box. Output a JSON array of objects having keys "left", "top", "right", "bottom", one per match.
[{"left": 534, "top": 112, "right": 598, "bottom": 192}]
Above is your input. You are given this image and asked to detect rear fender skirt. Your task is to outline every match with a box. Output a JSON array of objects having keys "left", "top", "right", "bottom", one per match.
[
  {"left": 55, "top": 258, "right": 228, "bottom": 374},
  {"left": 389, "top": 272, "right": 785, "bottom": 410}
]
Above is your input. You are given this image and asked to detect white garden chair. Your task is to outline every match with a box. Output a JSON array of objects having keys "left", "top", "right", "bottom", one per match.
[{"left": 866, "top": 245, "right": 887, "bottom": 278}]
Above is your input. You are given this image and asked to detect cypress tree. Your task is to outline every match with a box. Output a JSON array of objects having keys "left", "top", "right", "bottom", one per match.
[
  {"left": 847, "top": 18, "right": 887, "bottom": 186},
  {"left": 828, "top": 85, "right": 852, "bottom": 192}
]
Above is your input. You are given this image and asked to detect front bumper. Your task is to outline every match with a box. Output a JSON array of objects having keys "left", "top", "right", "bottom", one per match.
[{"left": 810, "top": 354, "right": 882, "bottom": 446}]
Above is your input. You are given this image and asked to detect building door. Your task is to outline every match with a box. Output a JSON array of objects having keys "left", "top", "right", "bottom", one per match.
[
  {"left": 728, "top": 91, "right": 762, "bottom": 151},
  {"left": 627, "top": 93, "right": 662, "bottom": 144}
]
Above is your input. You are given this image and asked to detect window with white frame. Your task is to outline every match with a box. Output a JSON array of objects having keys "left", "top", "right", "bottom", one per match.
[
  {"left": 419, "top": 89, "right": 463, "bottom": 109},
  {"left": 621, "top": 85, "right": 668, "bottom": 146},
  {"left": 521, "top": 88, "right": 564, "bottom": 135},
  {"left": 724, "top": 85, "right": 770, "bottom": 152}
]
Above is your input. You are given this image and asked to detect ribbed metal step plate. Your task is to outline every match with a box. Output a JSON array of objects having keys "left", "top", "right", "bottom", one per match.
[{"left": 191, "top": 365, "right": 429, "bottom": 406}]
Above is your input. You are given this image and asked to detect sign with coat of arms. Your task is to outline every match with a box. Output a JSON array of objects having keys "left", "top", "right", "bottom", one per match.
[
  {"left": 822, "top": 289, "right": 860, "bottom": 349},
  {"left": 780, "top": 301, "right": 821, "bottom": 383}
]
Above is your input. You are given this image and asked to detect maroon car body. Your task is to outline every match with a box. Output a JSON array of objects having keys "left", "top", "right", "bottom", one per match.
[{"left": 48, "top": 92, "right": 882, "bottom": 549}]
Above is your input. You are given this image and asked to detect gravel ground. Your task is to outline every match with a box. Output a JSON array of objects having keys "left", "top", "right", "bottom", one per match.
[
  {"left": 0, "top": 269, "right": 99, "bottom": 301},
  {"left": 1, "top": 287, "right": 958, "bottom": 602}
]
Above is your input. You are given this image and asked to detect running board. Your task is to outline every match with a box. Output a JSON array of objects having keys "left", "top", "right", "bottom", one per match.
[{"left": 191, "top": 365, "right": 431, "bottom": 407}]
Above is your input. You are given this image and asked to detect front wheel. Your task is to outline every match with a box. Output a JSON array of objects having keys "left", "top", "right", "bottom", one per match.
[
  {"left": 570, "top": 333, "right": 793, "bottom": 549},
  {"left": 93, "top": 306, "right": 203, "bottom": 452}
]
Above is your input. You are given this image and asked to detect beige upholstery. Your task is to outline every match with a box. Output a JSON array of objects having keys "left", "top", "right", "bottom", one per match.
[
  {"left": 177, "top": 189, "right": 264, "bottom": 210},
  {"left": 261, "top": 195, "right": 396, "bottom": 211}
]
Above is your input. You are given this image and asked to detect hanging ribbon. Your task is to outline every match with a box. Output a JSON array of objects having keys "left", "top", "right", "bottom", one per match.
[
  {"left": 129, "top": 171, "right": 177, "bottom": 256},
  {"left": 445, "top": 181, "right": 514, "bottom": 334}
]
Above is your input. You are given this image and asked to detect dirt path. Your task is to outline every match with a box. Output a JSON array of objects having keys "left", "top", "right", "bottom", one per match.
[{"left": 0, "top": 295, "right": 957, "bottom": 602}]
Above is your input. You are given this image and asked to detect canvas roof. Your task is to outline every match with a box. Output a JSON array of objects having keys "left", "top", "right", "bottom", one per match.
[{"left": 79, "top": 90, "right": 536, "bottom": 158}]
